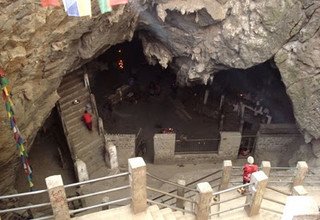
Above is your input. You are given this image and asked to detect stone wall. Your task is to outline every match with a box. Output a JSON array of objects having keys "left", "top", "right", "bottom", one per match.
[
  {"left": 154, "top": 133, "right": 176, "bottom": 164},
  {"left": 154, "top": 132, "right": 242, "bottom": 164},
  {"left": 105, "top": 134, "right": 135, "bottom": 167},
  {"left": 254, "top": 124, "right": 304, "bottom": 166}
]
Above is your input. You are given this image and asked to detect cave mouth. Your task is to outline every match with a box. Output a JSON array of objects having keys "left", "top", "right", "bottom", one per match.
[{"left": 87, "top": 36, "right": 295, "bottom": 161}]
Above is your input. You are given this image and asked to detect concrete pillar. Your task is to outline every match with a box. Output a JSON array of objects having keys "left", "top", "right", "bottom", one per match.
[
  {"left": 128, "top": 157, "right": 147, "bottom": 214},
  {"left": 203, "top": 90, "right": 209, "bottom": 105},
  {"left": 220, "top": 160, "right": 232, "bottom": 190},
  {"left": 74, "top": 159, "right": 89, "bottom": 182},
  {"left": 102, "top": 196, "right": 110, "bottom": 210},
  {"left": 239, "top": 119, "right": 244, "bottom": 133},
  {"left": 195, "top": 182, "right": 213, "bottom": 220},
  {"left": 219, "top": 114, "right": 224, "bottom": 130},
  {"left": 292, "top": 161, "right": 308, "bottom": 188},
  {"left": 98, "top": 117, "right": 104, "bottom": 135},
  {"left": 293, "top": 185, "right": 308, "bottom": 196},
  {"left": 45, "top": 175, "right": 70, "bottom": 220},
  {"left": 261, "top": 161, "right": 271, "bottom": 177},
  {"left": 105, "top": 142, "right": 118, "bottom": 169},
  {"left": 154, "top": 133, "right": 176, "bottom": 164},
  {"left": 218, "top": 132, "right": 242, "bottom": 159},
  {"left": 245, "top": 171, "right": 268, "bottom": 217},
  {"left": 176, "top": 179, "right": 186, "bottom": 209},
  {"left": 219, "top": 95, "right": 225, "bottom": 111}
]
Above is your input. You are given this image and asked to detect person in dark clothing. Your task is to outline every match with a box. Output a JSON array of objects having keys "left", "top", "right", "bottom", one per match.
[{"left": 82, "top": 110, "right": 92, "bottom": 131}]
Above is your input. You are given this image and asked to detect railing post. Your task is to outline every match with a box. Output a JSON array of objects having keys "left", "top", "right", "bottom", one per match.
[
  {"left": 45, "top": 175, "right": 70, "bottom": 220},
  {"left": 128, "top": 157, "right": 147, "bottom": 214},
  {"left": 261, "top": 161, "right": 271, "bottom": 177},
  {"left": 220, "top": 160, "right": 232, "bottom": 190},
  {"left": 102, "top": 196, "right": 110, "bottom": 210},
  {"left": 176, "top": 179, "right": 186, "bottom": 209},
  {"left": 293, "top": 185, "right": 308, "bottom": 196},
  {"left": 98, "top": 117, "right": 104, "bottom": 135},
  {"left": 292, "top": 161, "right": 308, "bottom": 188},
  {"left": 245, "top": 171, "right": 268, "bottom": 217},
  {"left": 195, "top": 182, "right": 213, "bottom": 220}
]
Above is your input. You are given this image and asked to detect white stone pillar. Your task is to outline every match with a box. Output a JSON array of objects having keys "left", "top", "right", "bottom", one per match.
[
  {"left": 261, "top": 161, "right": 271, "bottom": 177},
  {"left": 293, "top": 185, "right": 308, "bottom": 196},
  {"left": 75, "top": 159, "right": 89, "bottom": 182},
  {"left": 245, "top": 171, "right": 268, "bottom": 217},
  {"left": 176, "top": 179, "right": 186, "bottom": 209},
  {"left": 105, "top": 142, "right": 118, "bottom": 169},
  {"left": 45, "top": 175, "right": 70, "bottom": 220},
  {"left": 128, "top": 157, "right": 147, "bottom": 214},
  {"left": 195, "top": 182, "right": 213, "bottom": 220},
  {"left": 292, "top": 161, "right": 308, "bottom": 188},
  {"left": 220, "top": 160, "right": 232, "bottom": 190}
]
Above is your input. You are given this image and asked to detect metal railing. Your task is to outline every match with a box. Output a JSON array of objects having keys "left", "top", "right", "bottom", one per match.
[
  {"left": 150, "top": 169, "right": 222, "bottom": 204},
  {"left": 0, "top": 172, "right": 130, "bottom": 219},
  {"left": 175, "top": 138, "right": 220, "bottom": 153},
  {"left": 210, "top": 182, "right": 253, "bottom": 217}
]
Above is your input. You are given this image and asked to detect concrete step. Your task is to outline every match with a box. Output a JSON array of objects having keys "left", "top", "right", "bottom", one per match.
[
  {"left": 163, "top": 211, "right": 175, "bottom": 220},
  {"left": 59, "top": 79, "right": 84, "bottom": 97},
  {"left": 176, "top": 213, "right": 195, "bottom": 220},
  {"left": 61, "top": 100, "right": 89, "bottom": 116},
  {"left": 76, "top": 139, "right": 104, "bottom": 157},
  {"left": 173, "top": 211, "right": 183, "bottom": 219},
  {"left": 60, "top": 93, "right": 90, "bottom": 111},
  {"left": 150, "top": 209, "right": 165, "bottom": 220},
  {"left": 60, "top": 87, "right": 89, "bottom": 105},
  {"left": 64, "top": 107, "right": 90, "bottom": 122},
  {"left": 59, "top": 73, "right": 83, "bottom": 90}
]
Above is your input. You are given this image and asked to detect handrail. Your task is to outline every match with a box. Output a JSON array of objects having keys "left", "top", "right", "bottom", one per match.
[
  {"left": 147, "top": 199, "right": 195, "bottom": 215},
  {"left": 0, "top": 189, "right": 48, "bottom": 200},
  {"left": 147, "top": 187, "right": 196, "bottom": 204},
  {"left": 67, "top": 185, "right": 130, "bottom": 202},
  {"left": 268, "top": 180, "right": 293, "bottom": 183},
  {"left": 266, "top": 186, "right": 291, "bottom": 196},
  {"left": 32, "top": 215, "right": 54, "bottom": 220},
  {"left": 261, "top": 206, "right": 283, "bottom": 215},
  {"left": 212, "top": 183, "right": 253, "bottom": 196},
  {"left": 64, "top": 172, "right": 129, "bottom": 188},
  {"left": 269, "top": 174, "right": 295, "bottom": 177},
  {"left": 209, "top": 202, "right": 250, "bottom": 216},
  {"left": 89, "top": 93, "right": 101, "bottom": 134},
  {"left": 151, "top": 169, "right": 222, "bottom": 201},
  {"left": 147, "top": 173, "right": 197, "bottom": 192},
  {"left": 69, "top": 197, "right": 131, "bottom": 214},
  {"left": 0, "top": 202, "right": 51, "bottom": 213},
  {"left": 263, "top": 196, "right": 286, "bottom": 205},
  {"left": 270, "top": 167, "right": 295, "bottom": 170},
  {"left": 211, "top": 194, "right": 245, "bottom": 206}
]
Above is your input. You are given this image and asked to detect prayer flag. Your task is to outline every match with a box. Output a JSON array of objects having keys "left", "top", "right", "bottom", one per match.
[
  {"left": 41, "top": 0, "right": 61, "bottom": 7},
  {"left": 110, "top": 0, "right": 128, "bottom": 6},
  {"left": 0, "top": 77, "right": 9, "bottom": 88},
  {"left": 98, "top": 0, "right": 112, "bottom": 14},
  {"left": 62, "top": 0, "right": 92, "bottom": 17}
]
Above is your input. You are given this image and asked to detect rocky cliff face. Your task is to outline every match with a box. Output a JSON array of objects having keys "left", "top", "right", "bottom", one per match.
[{"left": 0, "top": 0, "right": 319, "bottom": 194}]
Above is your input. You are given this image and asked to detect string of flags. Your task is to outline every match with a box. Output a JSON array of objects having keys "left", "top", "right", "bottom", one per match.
[
  {"left": 40, "top": 0, "right": 128, "bottom": 16},
  {"left": 0, "top": 69, "right": 34, "bottom": 190}
]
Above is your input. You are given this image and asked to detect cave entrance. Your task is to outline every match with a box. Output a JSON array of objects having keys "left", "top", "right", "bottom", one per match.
[
  {"left": 88, "top": 36, "right": 295, "bottom": 162},
  {"left": 213, "top": 60, "right": 295, "bottom": 157},
  {"left": 89, "top": 36, "right": 220, "bottom": 162}
]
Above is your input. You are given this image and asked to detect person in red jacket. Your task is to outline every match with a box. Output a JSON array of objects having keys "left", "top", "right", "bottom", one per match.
[
  {"left": 82, "top": 110, "right": 92, "bottom": 131},
  {"left": 238, "top": 156, "right": 258, "bottom": 194}
]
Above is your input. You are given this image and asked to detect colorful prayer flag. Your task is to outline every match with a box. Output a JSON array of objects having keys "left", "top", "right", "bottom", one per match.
[
  {"left": 62, "top": 0, "right": 92, "bottom": 17},
  {"left": 98, "top": 0, "right": 112, "bottom": 14},
  {"left": 41, "top": 0, "right": 61, "bottom": 7},
  {"left": 110, "top": 0, "right": 128, "bottom": 6}
]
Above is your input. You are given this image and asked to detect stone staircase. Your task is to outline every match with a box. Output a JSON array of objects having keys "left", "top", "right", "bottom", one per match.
[
  {"left": 57, "top": 70, "right": 107, "bottom": 178},
  {"left": 73, "top": 204, "right": 196, "bottom": 220}
]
